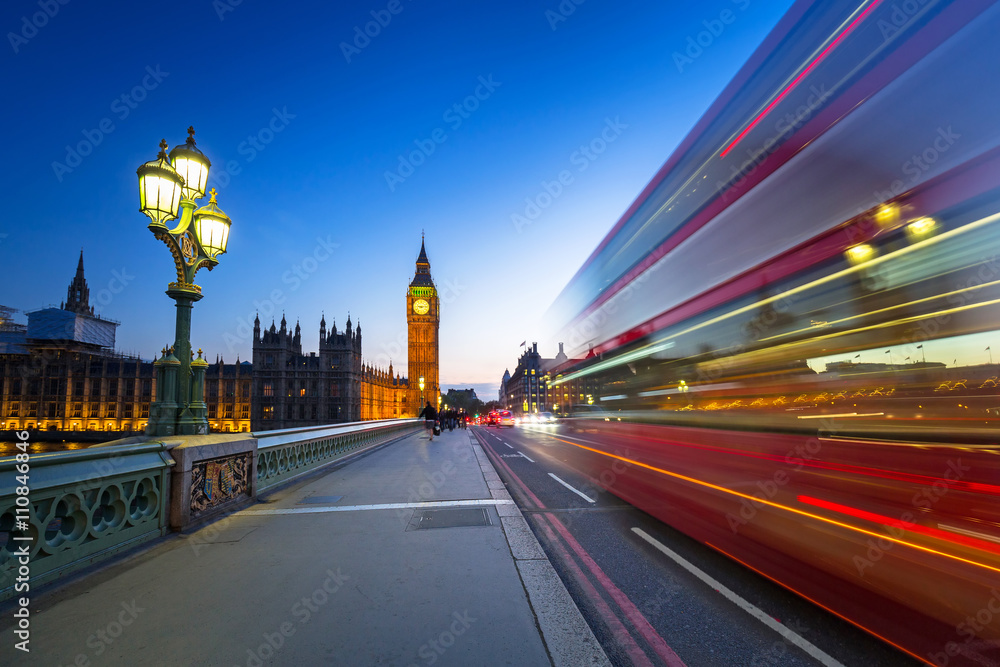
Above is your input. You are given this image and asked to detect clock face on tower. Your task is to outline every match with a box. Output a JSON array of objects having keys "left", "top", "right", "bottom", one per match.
[{"left": 413, "top": 299, "right": 430, "bottom": 315}]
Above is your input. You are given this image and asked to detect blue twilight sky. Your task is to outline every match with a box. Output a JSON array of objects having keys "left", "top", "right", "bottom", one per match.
[{"left": 1, "top": 0, "right": 796, "bottom": 400}]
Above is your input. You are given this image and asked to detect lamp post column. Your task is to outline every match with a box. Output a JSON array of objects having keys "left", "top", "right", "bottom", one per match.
[{"left": 168, "top": 284, "right": 206, "bottom": 435}]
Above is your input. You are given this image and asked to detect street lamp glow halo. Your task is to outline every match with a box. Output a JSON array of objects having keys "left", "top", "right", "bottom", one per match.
[
  {"left": 169, "top": 126, "right": 211, "bottom": 200},
  {"left": 194, "top": 188, "right": 232, "bottom": 258},
  {"left": 137, "top": 139, "right": 184, "bottom": 226}
]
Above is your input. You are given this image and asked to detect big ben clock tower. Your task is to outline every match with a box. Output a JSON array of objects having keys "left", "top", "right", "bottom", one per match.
[{"left": 407, "top": 237, "right": 440, "bottom": 413}]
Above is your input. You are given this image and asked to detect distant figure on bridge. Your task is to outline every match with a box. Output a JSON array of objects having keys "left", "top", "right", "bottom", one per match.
[{"left": 418, "top": 401, "right": 438, "bottom": 440}]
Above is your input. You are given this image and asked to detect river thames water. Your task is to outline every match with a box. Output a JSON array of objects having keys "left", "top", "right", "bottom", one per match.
[{"left": 0, "top": 441, "right": 99, "bottom": 458}]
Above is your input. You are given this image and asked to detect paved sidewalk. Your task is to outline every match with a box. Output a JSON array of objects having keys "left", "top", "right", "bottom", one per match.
[{"left": 6, "top": 427, "right": 608, "bottom": 666}]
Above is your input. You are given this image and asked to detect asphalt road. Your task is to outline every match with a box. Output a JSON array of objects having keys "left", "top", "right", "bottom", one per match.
[{"left": 471, "top": 424, "right": 922, "bottom": 667}]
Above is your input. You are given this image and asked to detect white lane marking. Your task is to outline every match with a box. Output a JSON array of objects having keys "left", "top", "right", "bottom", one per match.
[
  {"left": 549, "top": 473, "right": 596, "bottom": 503},
  {"left": 937, "top": 524, "right": 1000, "bottom": 544},
  {"left": 518, "top": 451, "right": 535, "bottom": 463},
  {"left": 242, "top": 499, "right": 514, "bottom": 515},
  {"left": 632, "top": 527, "right": 845, "bottom": 667},
  {"left": 505, "top": 443, "right": 514, "bottom": 449}
]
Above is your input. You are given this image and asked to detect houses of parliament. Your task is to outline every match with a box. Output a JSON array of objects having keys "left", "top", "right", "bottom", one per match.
[{"left": 0, "top": 240, "right": 441, "bottom": 436}]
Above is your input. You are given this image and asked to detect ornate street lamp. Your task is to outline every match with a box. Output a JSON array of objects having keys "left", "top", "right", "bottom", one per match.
[
  {"left": 419, "top": 376, "right": 425, "bottom": 410},
  {"left": 137, "top": 127, "right": 232, "bottom": 436}
]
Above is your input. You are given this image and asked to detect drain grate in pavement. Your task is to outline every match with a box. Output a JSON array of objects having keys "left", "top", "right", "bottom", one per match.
[
  {"left": 407, "top": 508, "right": 492, "bottom": 531},
  {"left": 298, "top": 495, "right": 344, "bottom": 504}
]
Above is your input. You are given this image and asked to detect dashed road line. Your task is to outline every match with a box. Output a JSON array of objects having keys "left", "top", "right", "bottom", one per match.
[
  {"left": 549, "top": 473, "right": 596, "bottom": 503},
  {"left": 632, "top": 527, "right": 845, "bottom": 667},
  {"left": 519, "top": 451, "right": 535, "bottom": 463}
]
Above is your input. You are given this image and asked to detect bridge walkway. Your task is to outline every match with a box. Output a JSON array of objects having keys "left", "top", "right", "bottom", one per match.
[{"left": 10, "top": 426, "right": 607, "bottom": 666}]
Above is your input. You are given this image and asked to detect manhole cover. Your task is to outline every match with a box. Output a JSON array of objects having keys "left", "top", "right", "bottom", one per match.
[
  {"left": 297, "top": 495, "right": 344, "bottom": 504},
  {"left": 407, "top": 508, "right": 492, "bottom": 531}
]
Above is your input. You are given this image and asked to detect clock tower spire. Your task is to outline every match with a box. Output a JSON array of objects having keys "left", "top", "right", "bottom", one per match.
[{"left": 407, "top": 237, "right": 439, "bottom": 414}]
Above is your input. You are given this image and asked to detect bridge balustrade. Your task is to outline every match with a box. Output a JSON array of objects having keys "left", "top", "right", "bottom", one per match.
[
  {"left": 255, "top": 418, "right": 418, "bottom": 491},
  {"left": 0, "top": 443, "right": 172, "bottom": 601}
]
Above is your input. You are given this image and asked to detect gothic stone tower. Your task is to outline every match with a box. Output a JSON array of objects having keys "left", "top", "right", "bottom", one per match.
[{"left": 407, "top": 238, "right": 440, "bottom": 413}]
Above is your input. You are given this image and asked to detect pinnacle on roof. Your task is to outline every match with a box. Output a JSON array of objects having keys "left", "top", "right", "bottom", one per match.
[
  {"left": 416, "top": 238, "right": 430, "bottom": 266},
  {"left": 410, "top": 237, "right": 434, "bottom": 287},
  {"left": 65, "top": 249, "right": 91, "bottom": 315}
]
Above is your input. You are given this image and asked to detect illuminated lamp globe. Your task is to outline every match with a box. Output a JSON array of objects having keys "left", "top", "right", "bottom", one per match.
[
  {"left": 193, "top": 188, "right": 231, "bottom": 258},
  {"left": 169, "top": 126, "right": 211, "bottom": 200},
  {"left": 137, "top": 139, "right": 184, "bottom": 226}
]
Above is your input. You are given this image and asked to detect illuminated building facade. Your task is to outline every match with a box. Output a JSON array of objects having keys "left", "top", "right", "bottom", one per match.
[
  {"left": 250, "top": 314, "right": 410, "bottom": 430},
  {"left": 205, "top": 359, "right": 253, "bottom": 433},
  {"left": 502, "top": 342, "right": 599, "bottom": 415}
]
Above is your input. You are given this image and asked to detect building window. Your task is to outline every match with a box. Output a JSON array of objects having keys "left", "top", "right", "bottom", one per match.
[
  {"left": 142, "top": 380, "right": 152, "bottom": 397},
  {"left": 72, "top": 403, "right": 82, "bottom": 418},
  {"left": 124, "top": 404, "right": 134, "bottom": 419},
  {"left": 240, "top": 405, "right": 249, "bottom": 419},
  {"left": 224, "top": 404, "right": 234, "bottom": 419},
  {"left": 27, "top": 403, "right": 37, "bottom": 417},
  {"left": 105, "top": 404, "right": 117, "bottom": 418},
  {"left": 108, "top": 380, "right": 118, "bottom": 398},
  {"left": 9, "top": 403, "right": 19, "bottom": 417},
  {"left": 208, "top": 405, "right": 217, "bottom": 419},
  {"left": 225, "top": 381, "right": 235, "bottom": 397},
  {"left": 263, "top": 405, "right": 274, "bottom": 420},
  {"left": 140, "top": 404, "right": 149, "bottom": 418}
]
